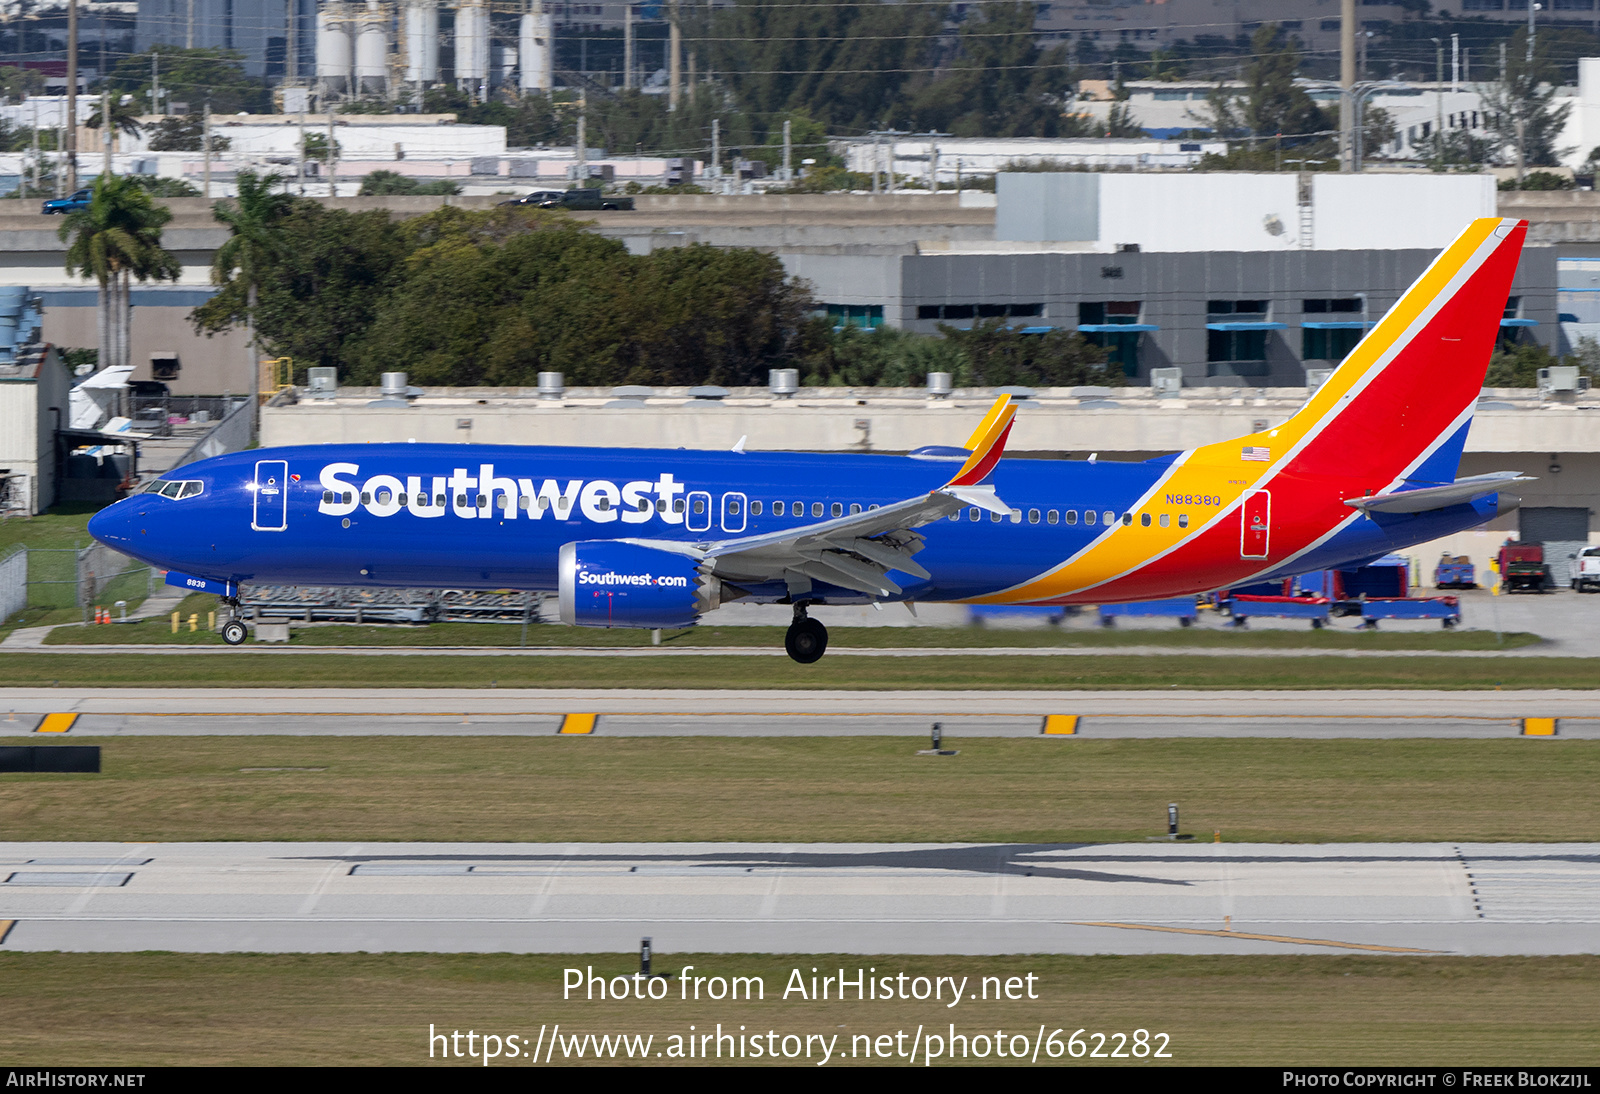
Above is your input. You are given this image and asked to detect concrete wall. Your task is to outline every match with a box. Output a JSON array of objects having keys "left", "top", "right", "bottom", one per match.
[{"left": 40, "top": 299, "right": 252, "bottom": 397}]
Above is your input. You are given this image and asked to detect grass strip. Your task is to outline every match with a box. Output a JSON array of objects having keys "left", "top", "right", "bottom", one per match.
[
  {"left": 2, "top": 737, "right": 1595, "bottom": 843},
  {"left": 0, "top": 953, "right": 1594, "bottom": 1066},
  {"left": 0, "top": 651, "right": 1590, "bottom": 689}
]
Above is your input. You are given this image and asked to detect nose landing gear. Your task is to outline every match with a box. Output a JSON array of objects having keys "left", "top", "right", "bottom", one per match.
[
  {"left": 219, "top": 597, "right": 247, "bottom": 646},
  {"left": 784, "top": 603, "right": 828, "bottom": 664}
]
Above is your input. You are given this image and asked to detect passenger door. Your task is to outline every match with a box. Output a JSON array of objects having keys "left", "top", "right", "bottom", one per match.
[
  {"left": 720, "top": 492, "right": 748, "bottom": 534},
  {"left": 253, "top": 460, "right": 288, "bottom": 531}
]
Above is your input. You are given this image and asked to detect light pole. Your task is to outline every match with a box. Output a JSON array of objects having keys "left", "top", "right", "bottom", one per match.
[
  {"left": 1300, "top": 79, "right": 1411, "bottom": 172},
  {"left": 1432, "top": 38, "right": 1444, "bottom": 171}
]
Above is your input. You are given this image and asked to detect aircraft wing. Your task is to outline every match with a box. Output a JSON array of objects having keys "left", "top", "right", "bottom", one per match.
[
  {"left": 1343, "top": 471, "right": 1533, "bottom": 514},
  {"left": 626, "top": 395, "right": 1018, "bottom": 598}
]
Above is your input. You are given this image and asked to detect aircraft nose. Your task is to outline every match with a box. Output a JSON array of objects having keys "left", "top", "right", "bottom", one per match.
[{"left": 87, "top": 500, "right": 133, "bottom": 547}]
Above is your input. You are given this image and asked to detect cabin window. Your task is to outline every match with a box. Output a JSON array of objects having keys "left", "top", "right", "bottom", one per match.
[
  {"left": 812, "top": 502, "right": 824, "bottom": 518},
  {"left": 636, "top": 499, "right": 649, "bottom": 513},
  {"left": 1105, "top": 511, "right": 1116, "bottom": 525},
  {"left": 991, "top": 510, "right": 1002, "bottom": 522},
  {"left": 519, "top": 496, "right": 531, "bottom": 509},
  {"left": 361, "top": 492, "right": 372, "bottom": 504},
  {"left": 1140, "top": 513, "right": 1151, "bottom": 527},
  {"left": 950, "top": 510, "right": 961, "bottom": 521},
  {"left": 1121, "top": 512, "right": 1132, "bottom": 526},
  {"left": 969, "top": 508, "right": 980, "bottom": 521},
  {"left": 849, "top": 503, "right": 862, "bottom": 515},
  {"left": 323, "top": 490, "right": 333, "bottom": 503},
  {"left": 656, "top": 499, "right": 667, "bottom": 513},
  {"left": 1028, "top": 509, "right": 1041, "bottom": 524},
  {"left": 1010, "top": 509, "right": 1022, "bottom": 524},
  {"left": 868, "top": 504, "right": 879, "bottom": 510},
  {"left": 539, "top": 498, "right": 550, "bottom": 511},
  {"left": 673, "top": 499, "right": 685, "bottom": 513},
  {"left": 751, "top": 501, "right": 763, "bottom": 516},
  {"left": 475, "top": 494, "right": 486, "bottom": 508},
  {"left": 376, "top": 488, "right": 392, "bottom": 504},
  {"left": 597, "top": 496, "right": 611, "bottom": 511},
  {"left": 1084, "top": 511, "right": 1097, "bottom": 526},
  {"left": 1159, "top": 513, "right": 1170, "bottom": 527},
  {"left": 1046, "top": 510, "right": 1059, "bottom": 524},
  {"left": 1178, "top": 513, "right": 1189, "bottom": 528},
  {"left": 831, "top": 502, "right": 843, "bottom": 517},
  {"left": 1064, "top": 510, "right": 1076, "bottom": 525}
]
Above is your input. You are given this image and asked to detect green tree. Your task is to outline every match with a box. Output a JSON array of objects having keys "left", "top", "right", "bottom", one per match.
[
  {"left": 357, "top": 170, "right": 462, "bottom": 196},
  {"left": 1485, "top": 340, "right": 1562, "bottom": 387},
  {"left": 103, "top": 47, "right": 270, "bottom": 116},
  {"left": 146, "top": 114, "right": 231, "bottom": 153},
  {"left": 1197, "top": 24, "right": 1330, "bottom": 146},
  {"left": 207, "top": 171, "right": 296, "bottom": 389},
  {"left": 58, "top": 175, "right": 181, "bottom": 375},
  {"left": 0, "top": 65, "right": 45, "bottom": 103},
  {"left": 937, "top": 320, "right": 1120, "bottom": 388},
  {"left": 192, "top": 202, "right": 410, "bottom": 375},
  {"left": 907, "top": 2, "right": 1075, "bottom": 137},
  {"left": 801, "top": 324, "right": 967, "bottom": 386},
  {"left": 1482, "top": 27, "right": 1574, "bottom": 171}
]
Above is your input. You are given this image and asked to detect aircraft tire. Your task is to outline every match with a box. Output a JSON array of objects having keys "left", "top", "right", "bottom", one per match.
[
  {"left": 221, "top": 620, "right": 248, "bottom": 645},
  {"left": 784, "top": 618, "right": 828, "bottom": 664}
]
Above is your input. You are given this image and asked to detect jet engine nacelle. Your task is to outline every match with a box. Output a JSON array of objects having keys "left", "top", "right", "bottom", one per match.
[{"left": 558, "top": 540, "right": 718, "bottom": 629}]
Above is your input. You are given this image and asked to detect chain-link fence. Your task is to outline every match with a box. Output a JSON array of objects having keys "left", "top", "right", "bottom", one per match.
[
  {"left": 13, "top": 546, "right": 156, "bottom": 616},
  {"left": 0, "top": 546, "right": 24, "bottom": 624}
]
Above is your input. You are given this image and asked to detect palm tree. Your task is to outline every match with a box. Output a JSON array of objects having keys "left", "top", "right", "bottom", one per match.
[
  {"left": 85, "top": 93, "right": 145, "bottom": 174},
  {"left": 58, "top": 174, "right": 181, "bottom": 375},
  {"left": 211, "top": 170, "right": 295, "bottom": 393}
]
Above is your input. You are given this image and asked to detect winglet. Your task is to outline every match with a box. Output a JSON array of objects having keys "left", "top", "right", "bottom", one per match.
[{"left": 947, "top": 395, "right": 1016, "bottom": 487}]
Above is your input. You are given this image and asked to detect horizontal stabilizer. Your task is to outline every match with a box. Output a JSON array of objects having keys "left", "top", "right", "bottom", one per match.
[{"left": 1344, "top": 472, "right": 1533, "bottom": 514}]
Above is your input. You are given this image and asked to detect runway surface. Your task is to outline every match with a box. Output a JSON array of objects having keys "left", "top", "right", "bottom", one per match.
[
  {"left": 0, "top": 841, "right": 1593, "bottom": 956},
  {"left": 2, "top": 689, "right": 1598, "bottom": 737}
]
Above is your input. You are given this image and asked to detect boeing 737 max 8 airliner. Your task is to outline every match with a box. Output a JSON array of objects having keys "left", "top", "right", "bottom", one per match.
[{"left": 88, "top": 217, "right": 1533, "bottom": 662}]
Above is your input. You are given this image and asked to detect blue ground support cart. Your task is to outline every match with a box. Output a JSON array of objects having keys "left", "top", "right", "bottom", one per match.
[
  {"left": 1359, "top": 595, "right": 1462, "bottom": 629},
  {"left": 1226, "top": 594, "right": 1333, "bottom": 628},
  {"left": 1097, "top": 597, "right": 1199, "bottom": 627}
]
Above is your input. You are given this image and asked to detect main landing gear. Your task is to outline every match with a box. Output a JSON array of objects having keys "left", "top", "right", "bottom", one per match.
[
  {"left": 219, "top": 597, "right": 247, "bottom": 646},
  {"left": 784, "top": 603, "right": 828, "bottom": 664}
]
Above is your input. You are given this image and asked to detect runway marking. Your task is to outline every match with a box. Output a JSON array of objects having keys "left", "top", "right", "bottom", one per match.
[
  {"left": 558, "top": 714, "right": 598, "bottom": 735},
  {"left": 1074, "top": 921, "right": 1443, "bottom": 954},
  {"left": 1521, "top": 718, "right": 1559, "bottom": 736},
  {"left": 38, "top": 710, "right": 1526, "bottom": 721},
  {"left": 34, "top": 713, "right": 77, "bottom": 733},
  {"left": 1040, "top": 715, "right": 1079, "bottom": 735},
  {"left": 0, "top": 920, "right": 13, "bottom": 944}
]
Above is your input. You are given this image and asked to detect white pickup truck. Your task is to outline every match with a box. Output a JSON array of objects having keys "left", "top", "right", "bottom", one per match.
[{"left": 1571, "top": 547, "right": 1600, "bottom": 592}]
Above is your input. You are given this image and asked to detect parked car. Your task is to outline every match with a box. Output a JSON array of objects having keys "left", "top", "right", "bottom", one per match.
[
  {"left": 42, "top": 188, "right": 92, "bottom": 215},
  {"left": 557, "top": 188, "right": 634, "bottom": 211},
  {"left": 1570, "top": 546, "right": 1600, "bottom": 592}
]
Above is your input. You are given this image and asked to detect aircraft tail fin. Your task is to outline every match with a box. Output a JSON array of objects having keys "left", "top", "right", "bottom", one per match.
[{"left": 1217, "top": 217, "right": 1528, "bottom": 493}]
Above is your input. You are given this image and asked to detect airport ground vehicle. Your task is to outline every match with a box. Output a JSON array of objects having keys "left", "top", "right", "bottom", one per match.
[
  {"left": 1498, "top": 542, "right": 1552, "bottom": 593},
  {"left": 498, "top": 190, "right": 566, "bottom": 208},
  {"left": 41, "top": 189, "right": 91, "bottom": 214},
  {"left": 1571, "top": 546, "right": 1600, "bottom": 592},
  {"left": 1434, "top": 553, "right": 1477, "bottom": 588},
  {"left": 87, "top": 217, "right": 1534, "bottom": 662}
]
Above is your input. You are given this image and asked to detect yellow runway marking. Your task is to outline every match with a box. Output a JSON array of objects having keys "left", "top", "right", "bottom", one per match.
[
  {"left": 1521, "top": 718, "right": 1559, "bottom": 736},
  {"left": 0, "top": 920, "right": 14, "bottom": 945},
  {"left": 34, "top": 713, "right": 77, "bottom": 733},
  {"left": 1075, "top": 921, "right": 1442, "bottom": 954},
  {"left": 1040, "top": 715, "right": 1079, "bottom": 735},
  {"left": 558, "top": 713, "right": 598, "bottom": 735}
]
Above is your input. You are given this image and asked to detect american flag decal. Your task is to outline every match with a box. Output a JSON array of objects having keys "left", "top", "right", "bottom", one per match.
[{"left": 1241, "top": 446, "right": 1271, "bottom": 461}]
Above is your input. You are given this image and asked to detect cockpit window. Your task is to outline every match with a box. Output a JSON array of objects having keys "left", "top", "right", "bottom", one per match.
[{"left": 144, "top": 479, "right": 204, "bottom": 499}]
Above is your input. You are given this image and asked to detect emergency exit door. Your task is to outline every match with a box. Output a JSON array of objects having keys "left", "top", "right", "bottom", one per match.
[{"left": 1240, "top": 490, "right": 1270, "bottom": 559}]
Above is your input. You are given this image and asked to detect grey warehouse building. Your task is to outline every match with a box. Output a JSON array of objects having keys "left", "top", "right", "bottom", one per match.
[{"left": 884, "top": 246, "right": 1558, "bottom": 387}]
